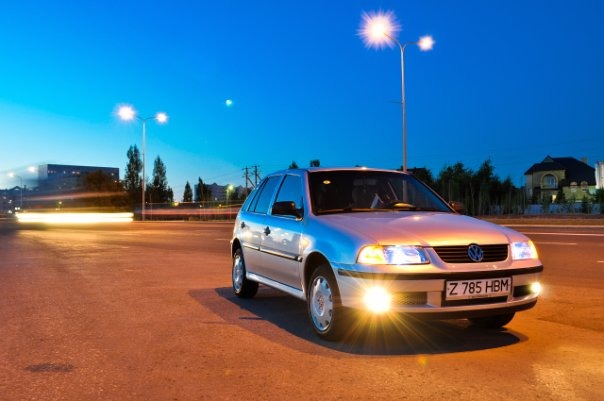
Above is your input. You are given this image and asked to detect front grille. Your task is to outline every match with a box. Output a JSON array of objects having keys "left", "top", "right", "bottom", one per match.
[
  {"left": 392, "top": 292, "right": 427, "bottom": 306},
  {"left": 433, "top": 244, "right": 508, "bottom": 263}
]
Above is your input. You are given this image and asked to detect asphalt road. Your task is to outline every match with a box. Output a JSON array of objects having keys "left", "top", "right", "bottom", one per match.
[{"left": 0, "top": 221, "right": 602, "bottom": 401}]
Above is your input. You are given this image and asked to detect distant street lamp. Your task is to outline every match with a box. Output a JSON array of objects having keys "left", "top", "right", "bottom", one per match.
[
  {"left": 226, "top": 184, "right": 234, "bottom": 209},
  {"left": 360, "top": 10, "right": 434, "bottom": 172},
  {"left": 118, "top": 105, "right": 168, "bottom": 220},
  {"left": 7, "top": 172, "right": 23, "bottom": 210}
]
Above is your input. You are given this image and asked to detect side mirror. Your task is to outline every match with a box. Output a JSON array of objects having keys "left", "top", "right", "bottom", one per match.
[
  {"left": 449, "top": 201, "right": 466, "bottom": 214},
  {"left": 271, "top": 201, "right": 303, "bottom": 219}
]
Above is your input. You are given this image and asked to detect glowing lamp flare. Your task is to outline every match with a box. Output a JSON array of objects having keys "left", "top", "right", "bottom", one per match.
[
  {"left": 363, "top": 286, "right": 392, "bottom": 314},
  {"left": 118, "top": 105, "right": 136, "bottom": 121},
  {"left": 418, "top": 35, "right": 435, "bottom": 51},
  {"left": 359, "top": 10, "right": 401, "bottom": 48},
  {"left": 156, "top": 112, "right": 168, "bottom": 123}
]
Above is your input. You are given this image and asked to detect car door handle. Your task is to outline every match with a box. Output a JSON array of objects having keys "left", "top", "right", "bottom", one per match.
[{"left": 264, "top": 226, "right": 271, "bottom": 236}]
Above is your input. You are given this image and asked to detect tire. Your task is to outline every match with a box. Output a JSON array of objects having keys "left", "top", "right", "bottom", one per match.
[
  {"left": 232, "top": 248, "right": 258, "bottom": 298},
  {"left": 469, "top": 312, "right": 515, "bottom": 329},
  {"left": 307, "top": 265, "right": 349, "bottom": 341}
]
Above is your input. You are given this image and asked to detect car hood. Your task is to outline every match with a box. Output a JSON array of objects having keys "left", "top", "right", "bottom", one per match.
[{"left": 318, "top": 212, "right": 523, "bottom": 247}]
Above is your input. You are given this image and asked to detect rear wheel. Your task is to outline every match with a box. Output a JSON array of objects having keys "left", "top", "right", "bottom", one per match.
[
  {"left": 307, "top": 265, "right": 349, "bottom": 341},
  {"left": 232, "top": 248, "right": 258, "bottom": 298},
  {"left": 469, "top": 312, "right": 515, "bottom": 329}
]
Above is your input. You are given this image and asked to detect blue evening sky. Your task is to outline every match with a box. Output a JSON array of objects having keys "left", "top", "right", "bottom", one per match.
[{"left": 1, "top": 0, "right": 603, "bottom": 198}]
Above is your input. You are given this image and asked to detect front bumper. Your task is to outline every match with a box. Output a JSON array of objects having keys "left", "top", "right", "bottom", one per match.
[{"left": 335, "top": 265, "right": 542, "bottom": 317}]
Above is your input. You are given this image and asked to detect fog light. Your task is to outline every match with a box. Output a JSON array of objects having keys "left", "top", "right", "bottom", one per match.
[
  {"left": 363, "top": 287, "right": 392, "bottom": 313},
  {"left": 530, "top": 282, "right": 542, "bottom": 295}
]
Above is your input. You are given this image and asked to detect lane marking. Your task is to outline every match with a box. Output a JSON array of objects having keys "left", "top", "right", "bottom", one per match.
[
  {"left": 523, "top": 232, "right": 604, "bottom": 237},
  {"left": 535, "top": 242, "right": 577, "bottom": 246}
]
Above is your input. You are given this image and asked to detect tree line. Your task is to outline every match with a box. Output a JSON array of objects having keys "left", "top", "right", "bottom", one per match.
[
  {"left": 411, "top": 160, "right": 526, "bottom": 216},
  {"left": 75, "top": 145, "right": 205, "bottom": 211},
  {"left": 76, "top": 151, "right": 603, "bottom": 216}
]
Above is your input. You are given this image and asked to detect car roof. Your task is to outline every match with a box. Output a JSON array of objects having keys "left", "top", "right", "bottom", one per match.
[{"left": 268, "top": 167, "right": 411, "bottom": 176}]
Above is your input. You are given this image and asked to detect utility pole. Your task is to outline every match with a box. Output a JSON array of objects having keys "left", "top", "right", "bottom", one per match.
[
  {"left": 243, "top": 167, "right": 250, "bottom": 196},
  {"left": 253, "top": 165, "right": 260, "bottom": 186},
  {"left": 243, "top": 165, "right": 261, "bottom": 195}
]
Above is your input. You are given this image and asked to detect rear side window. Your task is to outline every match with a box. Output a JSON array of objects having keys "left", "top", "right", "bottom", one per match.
[{"left": 249, "top": 176, "right": 282, "bottom": 214}]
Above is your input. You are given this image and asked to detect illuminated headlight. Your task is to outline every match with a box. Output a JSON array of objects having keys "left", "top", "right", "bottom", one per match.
[
  {"left": 363, "top": 286, "right": 392, "bottom": 313},
  {"left": 511, "top": 241, "right": 539, "bottom": 260},
  {"left": 357, "top": 245, "right": 429, "bottom": 265}
]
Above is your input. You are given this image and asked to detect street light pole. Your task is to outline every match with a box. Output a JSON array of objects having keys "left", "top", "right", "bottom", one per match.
[
  {"left": 360, "top": 11, "right": 434, "bottom": 172},
  {"left": 118, "top": 105, "right": 168, "bottom": 221},
  {"left": 385, "top": 34, "right": 410, "bottom": 172}
]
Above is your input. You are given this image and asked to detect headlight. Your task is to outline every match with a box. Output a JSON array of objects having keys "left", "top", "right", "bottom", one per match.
[
  {"left": 357, "top": 245, "right": 429, "bottom": 265},
  {"left": 511, "top": 241, "right": 539, "bottom": 260}
]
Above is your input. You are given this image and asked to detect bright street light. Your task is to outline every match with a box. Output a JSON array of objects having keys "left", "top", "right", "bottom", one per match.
[
  {"left": 360, "top": 10, "right": 434, "bottom": 172},
  {"left": 226, "top": 184, "right": 234, "bottom": 209},
  {"left": 117, "top": 105, "right": 168, "bottom": 220}
]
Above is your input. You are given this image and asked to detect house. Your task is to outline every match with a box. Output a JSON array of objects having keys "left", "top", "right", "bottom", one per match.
[{"left": 525, "top": 156, "right": 596, "bottom": 203}]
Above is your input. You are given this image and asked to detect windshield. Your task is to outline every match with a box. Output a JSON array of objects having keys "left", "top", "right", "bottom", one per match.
[{"left": 309, "top": 170, "right": 452, "bottom": 215}]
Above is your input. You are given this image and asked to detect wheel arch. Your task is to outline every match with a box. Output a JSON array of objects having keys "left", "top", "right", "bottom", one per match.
[
  {"left": 231, "top": 238, "right": 241, "bottom": 257},
  {"left": 303, "top": 251, "right": 330, "bottom": 292}
]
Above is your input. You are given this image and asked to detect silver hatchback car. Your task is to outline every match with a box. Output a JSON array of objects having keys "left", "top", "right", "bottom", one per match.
[{"left": 231, "top": 168, "right": 542, "bottom": 340}]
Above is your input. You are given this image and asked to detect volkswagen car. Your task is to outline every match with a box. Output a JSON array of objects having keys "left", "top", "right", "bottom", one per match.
[{"left": 231, "top": 168, "right": 542, "bottom": 340}]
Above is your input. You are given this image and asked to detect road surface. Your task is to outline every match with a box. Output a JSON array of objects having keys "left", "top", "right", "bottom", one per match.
[{"left": 0, "top": 221, "right": 602, "bottom": 400}]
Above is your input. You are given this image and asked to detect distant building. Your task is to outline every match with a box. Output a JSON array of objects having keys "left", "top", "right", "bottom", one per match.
[
  {"left": 38, "top": 164, "right": 119, "bottom": 193},
  {"left": 525, "top": 156, "right": 596, "bottom": 202},
  {"left": 1, "top": 187, "right": 22, "bottom": 213},
  {"left": 596, "top": 161, "right": 604, "bottom": 190}
]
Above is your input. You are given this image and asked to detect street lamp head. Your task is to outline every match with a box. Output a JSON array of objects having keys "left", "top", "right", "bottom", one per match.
[
  {"left": 418, "top": 35, "right": 435, "bottom": 51},
  {"left": 359, "top": 10, "right": 401, "bottom": 49},
  {"left": 155, "top": 112, "right": 168, "bottom": 124},
  {"left": 118, "top": 105, "right": 136, "bottom": 121}
]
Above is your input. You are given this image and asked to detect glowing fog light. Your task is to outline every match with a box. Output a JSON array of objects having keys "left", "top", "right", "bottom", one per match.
[
  {"left": 363, "top": 286, "right": 392, "bottom": 313},
  {"left": 511, "top": 241, "right": 539, "bottom": 260},
  {"left": 530, "top": 282, "right": 542, "bottom": 295}
]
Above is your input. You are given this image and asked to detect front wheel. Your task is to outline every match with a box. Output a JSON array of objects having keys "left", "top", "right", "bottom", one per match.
[
  {"left": 469, "top": 312, "right": 515, "bottom": 329},
  {"left": 232, "top": 248, "right": 258, "bottom": 298},
  {"left": 307, "top": 265, "right": 349, "bottom": 341}
]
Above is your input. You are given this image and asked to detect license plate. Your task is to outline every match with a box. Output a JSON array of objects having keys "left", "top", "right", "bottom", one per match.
[{"left": 445, "top": 277, "right": 512, "bottom": 300}]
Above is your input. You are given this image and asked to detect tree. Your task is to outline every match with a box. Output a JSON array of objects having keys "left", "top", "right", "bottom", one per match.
[
  {"left": 82, "top": 170, "right": 128, "bottom": 209},
  {"left": 147, "top": 156, "right": 173, "bottom": 203},
  {"left": 310, "top": 159, "right": 320, "bottom": 167},
  {"left": 289, "top": 161, "right": 299, "bottom": 169},
  {"left": 436, "top": 162, "right": 473, "bottom": 210},
  {"left": 124, "top": 145, "right": 142, "bottom": 208},
  {"left": 474, "top": 159, "right": 496, "bottom": 215},
  {"left": 183, "top": 181, "right": 193, "bottom": 202},
  {"left": 195, "top": 177, "right": 212, "bottom": 203}
]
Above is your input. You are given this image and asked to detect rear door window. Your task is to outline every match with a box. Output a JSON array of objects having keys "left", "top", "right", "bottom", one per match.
[{"left": 250, "top": 176, "right": 282, "bottom": 215}]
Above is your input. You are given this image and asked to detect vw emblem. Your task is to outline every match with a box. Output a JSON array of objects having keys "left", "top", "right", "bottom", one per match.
[{"left": 467, "top": 244, "right": 484, "bottom": 262}]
